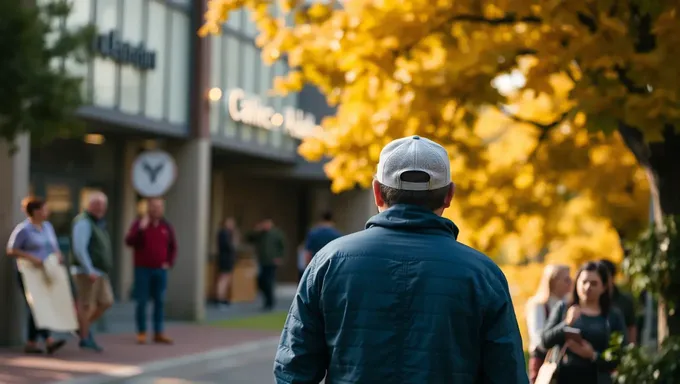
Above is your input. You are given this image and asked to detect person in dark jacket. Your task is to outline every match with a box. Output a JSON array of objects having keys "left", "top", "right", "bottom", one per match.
[
  {"left": 216, "top": 217, "right": 238, "bottom": 307},
  {"left": 125, "top": 197, "right": 177, "bottom": 345},
  {"left": 274, "top": 136, "right": 527, "bottom": 384},
  {"left": 300, "top": 211, "right": 342, "bottom": 278},
  {"left": 541, "top": 262, "right": 627, "bottom": 384},
  {"left": 246, "top": 218, "right": 285, "bottom": 311},
  {"left": 599, "top": 259, "right": 637, "bottom": 345}
]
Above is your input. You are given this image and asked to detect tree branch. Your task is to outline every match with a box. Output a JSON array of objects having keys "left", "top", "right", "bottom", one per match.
[
  {"left": 576, "top": 12, "right": 598, "bottom": 33},
  {"left": 500, "top": 106, "right": 571, "bottom": 131},
  {"left": 614, "top": 65, "right": 647, "bottom": 94},
  {"left": 618, "top": 122, "right": 651, "bottom": 167},
  {"left": 450, "top": 13, "right": 542, "bottom": 25},
  {"left": 399, "top": 13, "right": 542, "bottom": 56},
  {"left": 499, "top": 106, "right": 573, "bottom": 162}
]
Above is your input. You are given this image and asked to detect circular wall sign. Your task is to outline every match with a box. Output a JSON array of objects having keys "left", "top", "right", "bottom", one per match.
[{"left": 131, "top": 150, "right": 177, "bottom": 197}]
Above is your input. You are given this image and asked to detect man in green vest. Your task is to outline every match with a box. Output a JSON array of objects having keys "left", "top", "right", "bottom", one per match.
[
  {"left": 71, "top": 191, "right": 114, "bottom": 352},
  {"left": 246, "top": 218, "right": 286, "bottom": 311}
]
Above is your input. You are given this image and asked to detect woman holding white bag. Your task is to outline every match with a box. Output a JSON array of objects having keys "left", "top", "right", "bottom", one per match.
[{"left": 6, "top": 196, "right": 67, "bottom": 354}]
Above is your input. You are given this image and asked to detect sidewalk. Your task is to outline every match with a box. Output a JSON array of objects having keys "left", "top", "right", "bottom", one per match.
[{"left": 0, "top": 284, "right": 297, "bottom": 384}]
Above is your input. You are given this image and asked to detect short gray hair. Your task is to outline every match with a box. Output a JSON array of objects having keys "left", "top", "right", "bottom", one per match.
[{"left": 87, "top": 191, "right": 108, "bottom": 206}]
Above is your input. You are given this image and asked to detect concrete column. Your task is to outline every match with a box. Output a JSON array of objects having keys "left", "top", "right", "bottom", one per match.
[
  {"left": 208, "top": 170, "right": 224, "bottom": 255},
  {"left": 116, "top": 140, "right": 140, "bottom": 301},
  {"left": 0, "top": 135, "right": 30, "bottom": 346},
  {"left": 205, "top": 170, "right": 224, "bottom": 298},
  {"left": 332, "top": 188, "right": 376, "bottom": 234},
  {"left": 164, "top": 138, "right": 211, "bottom": 321}
]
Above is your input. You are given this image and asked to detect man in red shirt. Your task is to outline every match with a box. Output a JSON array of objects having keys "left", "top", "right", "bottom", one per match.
[{"left": 125, "top": 197, "right": 177, "bottom": 345}]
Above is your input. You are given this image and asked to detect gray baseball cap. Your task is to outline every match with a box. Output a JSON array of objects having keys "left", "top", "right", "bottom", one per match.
[{"left": 376, "top": 135, "right": 451, "bottom": 191}]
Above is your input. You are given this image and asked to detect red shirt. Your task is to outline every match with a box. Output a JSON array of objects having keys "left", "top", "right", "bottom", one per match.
[{"left": 125, "top": 218, "right": 177, "bottom": 269}]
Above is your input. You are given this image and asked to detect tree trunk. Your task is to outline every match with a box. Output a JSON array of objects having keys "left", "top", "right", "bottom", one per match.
[
  {"left": 619, "top": 123, "right": 680, "bottom": 342},
  {"left": 0, "top": 135, "right": 30, "bottom": 347}
]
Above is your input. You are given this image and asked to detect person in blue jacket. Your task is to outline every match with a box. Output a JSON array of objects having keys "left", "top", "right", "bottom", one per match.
[{"left": 274, "top": 135, "right": 528, "bottom": 384}]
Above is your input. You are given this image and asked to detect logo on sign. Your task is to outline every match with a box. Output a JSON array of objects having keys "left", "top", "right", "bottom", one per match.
[
  {"left": 226, "top": 88, "right": 321, "bottom": 139},
  {"left": 94, "top": 30, "right": 156, "bottom": 71},
  {"left": 132, "top": 150, "right": 177, "bottom": 197}
]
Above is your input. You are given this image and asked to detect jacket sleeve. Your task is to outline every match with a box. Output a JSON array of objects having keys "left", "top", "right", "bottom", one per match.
[
  {"left": 125, "top": 219, "right": 144, "bottom": 248},
  {"left": 274, "top": 256, "right": 328, "bottom": 384},
  {"left": 276, "top": 230, "right": 286, "bottom": 260},
  {"left": 479, "top": 271, "right": 529, "bottom": 384},
  {"left": 541, "top": 301, "right": 567, "bottom": 349},
  {"left": 167, "top": 222, "right": 178, "bottom": 267}
]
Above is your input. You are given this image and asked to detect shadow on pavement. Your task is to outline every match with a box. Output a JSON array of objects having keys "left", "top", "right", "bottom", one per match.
[{"left": 0, "top": 325, "right": 281, "bottom": 384}]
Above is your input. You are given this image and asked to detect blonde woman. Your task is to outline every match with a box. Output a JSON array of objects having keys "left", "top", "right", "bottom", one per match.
[{"left": 526, "top": 264, "right": 572, "bottom": 383}]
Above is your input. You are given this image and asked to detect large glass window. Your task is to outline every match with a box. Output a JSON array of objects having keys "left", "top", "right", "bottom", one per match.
[
  {"left": 223, "top": 36, "right": 240, "bottom": 137},
  {"left": 242, "top": 44, "right": 257, "bottom": 93},
  {"left": 209, "top": 35, "right": 222, "bottom": 135},
  {"left": 244, "top": 10, "right": 258, "bottom": 37},
  {"left": 144, "top": 0, "right": 167, "bottom": 120},
  {"left": 93, "top": 0, "right": 119, "bottom": 108},
  {"left": 272, "top": 60, "right": 286, "bottom": 112},
  {"left": 167, "top": 10, "right": 189, "bottom": 124},
  {"left": 257, "top": 54, "right": 272, "bottom": 146},
  {"left": 168, "top": 0, "right": 190, "bottom": 6},
  {"left": 226, "top": 9, "right": 243, "bottom": 30},
  {"left": 258, "top": 52, "right": 270, "bottom": 103},
  {"left": 240, "top": 43, "right": 258, "bottom": 142},
  {"left": 119, "top": 0, "right": 144, "bottom": 114},
  {"left": 270, "top": 60, "right": 287, "bottom": 148},
  {"left": 64, "top": 0, "right": 92, "bottom": 98}
]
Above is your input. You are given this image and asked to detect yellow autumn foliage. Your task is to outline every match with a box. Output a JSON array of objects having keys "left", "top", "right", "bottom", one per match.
[{"left": 199, "top": 0, "right": 662, "bottom": 347}]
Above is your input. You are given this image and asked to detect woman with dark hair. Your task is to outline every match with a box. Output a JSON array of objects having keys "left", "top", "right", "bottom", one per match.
[
  {"left": 6, "top": 197, "right": 67, "bottom": 354},
  {"left": 215, "top": 217, "right": 238, "bottom": 308},
  {"left": 541, "top": 261, "right": 627, "bottom": 384}
]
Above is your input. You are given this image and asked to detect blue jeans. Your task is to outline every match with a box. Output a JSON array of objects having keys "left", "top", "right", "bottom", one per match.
[{"left": 134, "top": 267, "right": 167, "bottom": 334}]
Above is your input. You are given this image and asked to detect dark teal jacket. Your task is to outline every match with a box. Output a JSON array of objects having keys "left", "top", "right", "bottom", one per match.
[{"left": 274, "top": 205, "right": 527, "bottom": 384}]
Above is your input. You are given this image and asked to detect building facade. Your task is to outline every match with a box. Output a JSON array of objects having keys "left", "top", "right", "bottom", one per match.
[{"left": 2, "top": 0, "right": 375, "bottom": 340}]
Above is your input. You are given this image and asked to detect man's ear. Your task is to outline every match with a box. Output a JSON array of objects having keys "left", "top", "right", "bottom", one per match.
[
  {"left": 372, "top": 180, "right": 385, "bottom": 209},
  {"left": 443, "top": 182, "right": 455, "bottom": 208}
]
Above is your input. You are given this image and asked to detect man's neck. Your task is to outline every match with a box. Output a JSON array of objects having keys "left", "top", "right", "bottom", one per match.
[{"left": 319, "top": 221, "right": 333, "bottom": 227}]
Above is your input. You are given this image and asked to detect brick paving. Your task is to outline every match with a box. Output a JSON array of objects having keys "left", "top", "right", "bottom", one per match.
[{"left": 0, "top": 325, "right": 280, "bottom": 384}]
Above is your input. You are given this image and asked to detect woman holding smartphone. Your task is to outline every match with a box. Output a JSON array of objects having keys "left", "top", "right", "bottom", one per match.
[{"left": 541, "top": 261, "right": 627, "bottom": 384}]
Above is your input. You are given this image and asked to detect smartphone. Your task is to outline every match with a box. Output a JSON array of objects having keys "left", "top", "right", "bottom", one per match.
[{"left": 564, "top": 326, "right": 582, "bottom": 342}]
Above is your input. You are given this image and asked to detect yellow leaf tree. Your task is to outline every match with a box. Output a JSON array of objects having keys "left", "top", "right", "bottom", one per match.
[{"left": 201, "top": 0, "right": 676, "bottom": 335}]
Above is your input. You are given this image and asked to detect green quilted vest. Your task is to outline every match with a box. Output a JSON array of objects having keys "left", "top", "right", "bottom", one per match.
[{"left": 70, "top": 212, "right": 113, "bottom": 273}]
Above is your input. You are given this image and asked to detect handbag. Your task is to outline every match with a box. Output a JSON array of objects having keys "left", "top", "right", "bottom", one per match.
[{"left": 534, "top": 345, "right": 567, "bottom": 384}]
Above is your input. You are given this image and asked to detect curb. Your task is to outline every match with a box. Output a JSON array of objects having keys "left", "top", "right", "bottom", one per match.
[{"left": 53, "top": 336, "right": 281, "bottom": 384}]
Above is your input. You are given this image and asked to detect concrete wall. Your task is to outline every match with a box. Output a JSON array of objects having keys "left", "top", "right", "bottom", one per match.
[{"left": 164, "top": 138, "right": 211, "bottom": 321}]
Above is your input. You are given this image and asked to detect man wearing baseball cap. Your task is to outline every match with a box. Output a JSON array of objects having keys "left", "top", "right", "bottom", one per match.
[{"left": 274, "top": 136, "right": 527, "bottom": 383}]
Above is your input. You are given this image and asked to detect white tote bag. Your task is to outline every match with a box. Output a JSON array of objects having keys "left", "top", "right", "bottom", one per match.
[
  {"left": 534, "top": 345, "right": 567, "bottom": 384},
  {"left": 17, "top": 253, "right": 79, "bottom": 332}
]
